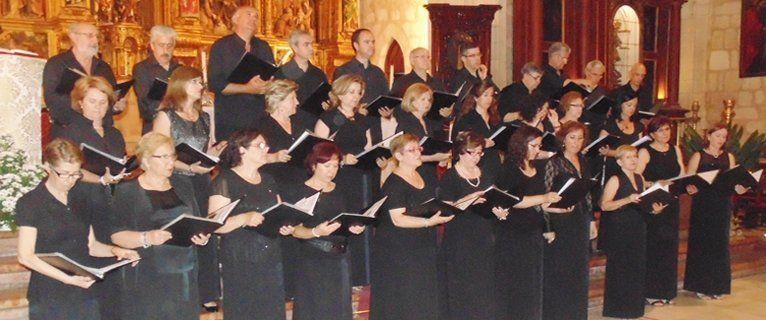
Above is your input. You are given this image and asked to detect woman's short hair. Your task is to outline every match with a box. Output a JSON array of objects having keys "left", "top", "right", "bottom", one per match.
[
  {"left": 329, "top": 74, "right": 366, "bottom": 109},
  {"left": 646, "top": 116, "right": 672, "bottom": 134},
  {"left": 160, "top": 66, "right": 204, "bottom": 113},
  {"left": 507, "top": 125, "right": 543, "bottom": 168},
  {"left": 305, "top": 141, "right": 342, "bottom": 174},
  {"left": 452, "top": 131, "right": 486, "bottom": 159},
  {"left": 614, "top": 144, "right": 638, "bottom": 159},
  {"left": 559, "top": 91, "right": 584, "bottom": 114},
  {"left": 555, "top": 121, "right": 589, "bottom": 147},
  {"left": 70, "top": 76, "right": 116, "bottom": 113},
  {"left": 43, "top": 138, "right": 84, "bottom": 166},
  {"left": 401, "top": 83, "right": 433, "bottom": 113},
  {"left": 219, "top": 129, "right": 264, "bottom": 169},
  {"left": 265, "top": 79, "right": 299, "bottom": 114},
  {"left": 389, "top": 133, "right": 421, "bottom": 166},
  {"left": 135, "top": 132, "right": 175, "bottom": 166}
]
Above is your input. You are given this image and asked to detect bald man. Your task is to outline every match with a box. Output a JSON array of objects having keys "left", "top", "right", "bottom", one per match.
[
  {"left": 207, "top": 6, "right": 275, "bottom": 141},
  {"left": 43, "top": 23, "right": 123, "bottom": 138},
  {"left": 610, "top": 63, "right": 654, "bottom": 112},
  {"left": 390, "top": 47, "right": 445, "bottom": 97}
]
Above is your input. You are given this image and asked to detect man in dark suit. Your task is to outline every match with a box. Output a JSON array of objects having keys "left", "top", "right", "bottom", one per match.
[{"left": 132, "top": 25, "right": 181, "bottom": 134}]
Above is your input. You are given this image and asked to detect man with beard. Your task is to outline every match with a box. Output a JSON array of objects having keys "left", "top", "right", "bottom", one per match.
[
  {"left": 43, "top": 22, "right": 125, "bottom": 138},
  {"left": 207, "top": 6, "right": 274, "bottom": 141},
  {"left": 132, "top": 25, "right": 181, "bottom": 134}
]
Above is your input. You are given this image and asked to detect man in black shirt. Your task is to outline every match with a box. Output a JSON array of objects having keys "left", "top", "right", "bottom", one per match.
[
  {"left": 43, "top": 23, "right": 125, "bottom": 138},
  {"left": 538, "top": 42, "right": 584, "bottom": 100},
  {"left": 207, "top": 6, "right": 275, "bottom": 141},
  {"left": 332, "top": 28, "right": 389, "bottom": 105},
  {"left": 274, "top": 29, "right": 328, "bottom": 128},
  {"left": 611, "top": 62, "right": 654, "bottom": 112},
  {"left": 132, "top": 25, "right": 181, "bottom": 134},
  {"left": 390, "top": 47, "right": 445, "bottom": 97},
  {"left": 498, "top": 62, "right": 542, "bottom": 122},
  {"left": 449, "top": 41, "right": 496, "bottom": 103}
]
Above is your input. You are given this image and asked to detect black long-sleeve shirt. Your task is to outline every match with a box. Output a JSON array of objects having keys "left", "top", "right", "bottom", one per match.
[
  {"left": 207, "top": 34, "right": 275, "bottom": 141},
  {"left": 42, "top": 50, "right": 117, "bottom": 137},
  {"left": 332, "top": 58, "right": 389, "bottom": 104},
  {"left": 274, "top": 59, "right": 328, "bottom": 129},
  {"left": 132, "top": 54, "right": 180, "bottom": 132},
  {"left": 537, "top": 64, "right": 566, "bottom": 100},
  {"left": 390, "top": 71, "right": 445, "bottom": 97}
]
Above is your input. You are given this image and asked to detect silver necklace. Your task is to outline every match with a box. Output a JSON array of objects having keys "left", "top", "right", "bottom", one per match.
[{"left": 457, "top": 163, "right": 481, "bottom": 188}]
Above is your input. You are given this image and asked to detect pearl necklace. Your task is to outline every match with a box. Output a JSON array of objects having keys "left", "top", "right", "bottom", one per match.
[{"left": 456, "top": 163, "right": 481, "bottom": 188}]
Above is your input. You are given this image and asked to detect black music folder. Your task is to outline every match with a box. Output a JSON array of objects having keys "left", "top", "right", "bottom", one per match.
[
  {"left": 403, "top": 198, "right": 461, "bottom": 218},
  {"left": 366, "top": 95, "right": 402, "bottom": 118},
  {"left": 713, "top": 166, "right": 763, "bottom": 191},
  {"left": 481, "top": 185, "right": 522, "bottom": 209},
  {"left": 419, "top": 136, "right": 453, "bottom": 154},
  {"left": 553, "top": 82, "right": 592, "bottom": 100},
  {"left": 549, "top": 177, "right": 598, "bottom": 209},
  {"left": 300, "top": 82, "right": 333, "bottom": 117},
  {"left": 581, "top": 135, "right": 620, "bottom": 157},
  {"left": 286, "top": 131, "right": 332, "bottom": 166},
  {"left": 56, "top": 67, "right": 133, "bottom": 100},
  {"left": 176, "top": 143, "right": 219, "bottom": 168},
  {"left": 667, "top": 170, "right": 719, "bottom": 195},
  {"left": 81, "top": 143, "right": 139, "bottom": 174},
  {"left": 147, "top": 78, "right": 169, "bottom": 101},
  {"left": 160, "top": 199, "right": 241, "bottom": 246},
  {"left": 254, "top": 193, "right": 318, "bottom": 236},
  {"left": 632, "top": 135, "right": 653, "bottom": 149},
  {"left": 37, "top": 253, "right": 138, "bottom": 280},
  {"left": 637, "top": 184, "right": 676, "bottom": 213},
  {"left": 329, "top": 197, "right": 388, "bottom": 233},
  {"left": 354, "top": 132, "right": 402, "bottom": 170},
  {"left": 541, "top": 131, "right": 558, "bottom": 153},
  {"left": 428, "top": 88, "right": 461, "bottom": 119},
  {"left": 489, "top": 124, "right": 520, "bottom": 150},
  {"left": 585, "top": 93, "right": 615, "bottom": 115},
  {"left": 227, "top": 53, "right": 279, "bottom": 83}
]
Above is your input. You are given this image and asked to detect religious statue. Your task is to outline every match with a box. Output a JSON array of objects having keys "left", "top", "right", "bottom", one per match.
[
  {"left": 342, "top": 0, "right": 359, "bottom": 32},
  {"left": 274, "top": 7, "right": 296, "bottom": 37},
  {"left": 179, "top": 0, "right": 199, "bottom": 16},
  {"left": 116, "top": 0, "right": 139, "bottom": 23},
  {"left": 201, "top": 0, "right": 238, "bottom": 32},
  {"left": 295, "top": 0, "right": 314, "bottom": 36},
  {"left": 97, "top": 0, "right": 114, "bottom": 23}
]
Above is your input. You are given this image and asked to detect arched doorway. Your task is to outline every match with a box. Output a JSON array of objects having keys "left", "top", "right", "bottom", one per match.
[
  {"left": 384, "top": 39, "right": 404, "bottom": 83},
  {"left": 612, "top": 5, "right": 640, "bottom": 85}
]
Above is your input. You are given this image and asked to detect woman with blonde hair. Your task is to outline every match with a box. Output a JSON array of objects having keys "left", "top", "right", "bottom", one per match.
[
  {"left": 110, "top": 132, "right": 211, "bottom": 320},
  {"left": 395, "top": 83, "right": 451, "bottom": 165},
  {"left": 16, "top": 138, "right": 139, "bottom": 320},
  {"left": 370, "top": 133, "right": 453, "bottom": 320}
]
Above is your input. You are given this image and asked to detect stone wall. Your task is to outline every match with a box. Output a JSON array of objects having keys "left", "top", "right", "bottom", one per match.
[
  {"left": 360, "top": 0, "right": 511, "bottom": 86},
  {"left": 680, "top": 0, "right": 766, "bottom": 133}
]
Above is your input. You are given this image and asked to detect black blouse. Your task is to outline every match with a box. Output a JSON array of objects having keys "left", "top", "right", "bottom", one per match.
[
  {"left": 60, "top": 116, "right": 126, "bottom": 176},
  {"left": 496, "top": 160, "right": 551, "bottom": 233},
  {"left": 319, "top": 108, "right": 369, "bottom": 155},
  {"left": 254, "top": 115, "right": 308, "bottom": 151},
  {"left": 602, "top": 119, "right": 644, "bottom": 147}
]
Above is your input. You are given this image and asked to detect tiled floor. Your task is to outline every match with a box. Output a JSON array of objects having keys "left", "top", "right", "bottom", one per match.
[{"left": 587, "top": 273, "right": 766, "bottom": 319}]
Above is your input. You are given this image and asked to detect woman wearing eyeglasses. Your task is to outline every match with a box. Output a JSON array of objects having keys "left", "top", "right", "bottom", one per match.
[
  {"left": 110, "top": 133, "right": 211, "bottom": 320},
  {"left": 16, "top": 139, "right": 139, "bottom": 320},
  {"left": 438, "top": 131, "right": 504, "bottom": 320},
  {"left": 370, "top": 133, "right": 453, "bottom": 320},
  {"left": 542, "top": 121, "right": 593, "bottom": 320},
  {"left": 453, "top": 80, "right": 504, "bottom": 181},
  {"left": 494, "top": 126, "right": 562, "bottom": 320},
  {"left": 152, "top": 65, "right": 225, "bottom": 311},
  {"left": 557, "top": 91, "right": 585, "bottom": 126},
  {"left": 208, "top": 129, "right": 295, "bottom": 320}
]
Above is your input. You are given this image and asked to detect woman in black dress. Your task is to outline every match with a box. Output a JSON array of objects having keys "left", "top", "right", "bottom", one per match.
[
  {"left": 370, "top": 133, "right": 454, "bottom": 320},
  {"left": 597, "top": 93, "right": 645, "bottom": 178},
  {"left": 60, "top": 76, "right": 127, "bottom": 186},
  {"left": 438, "top": 131, "right": 504, "bottom": 320},
  {"left": 600, "top": 145, "right": 667, "bottom": 319},
  {"left": 208, "top": 129, "right": 295, "bottom": 320},
  {"left": 542, "top": 121, "right": 592, "bottom": 320},
  {"left": 515, "top": 92, "right": 560, "bottom": 133},
  {"left": 16, "top": 139, "right": 139, "bottom": 320},
  {"left": 494, "top": 126, "right": 561, "bottom": 320},
  {"left": 255, "top": 79, "right": 313, "bottom": 298},
  {"left": 396, "top": 83, "right": 451, "bottom": 164},
  {"left": 152, "top": 66, "right": 225, "bottom": 310},
  {"left": 110, "top": 132, "right": 211, "bottom": 320},
  {"left": 636, "top": 116, "right": 690, "bottom": 306},
  {"left": 315, "top": 74, "right": 375, "bottom": 286},
  {"left": 453, "top": 80, "right": 503, "bottom": 180},
  {"left": 683, "top": 123, "right": 748, "bottom": 300},
  {"left": 285, "top": 141, "right": 367, "bottom": 320}
]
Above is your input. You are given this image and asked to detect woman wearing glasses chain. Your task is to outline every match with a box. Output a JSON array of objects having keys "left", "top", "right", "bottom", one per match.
[{"left": 17, "top": 139, "right": 139, "bottom": 320}]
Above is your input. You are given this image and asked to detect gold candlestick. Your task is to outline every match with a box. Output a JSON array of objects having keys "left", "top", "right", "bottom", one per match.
[
  {"left": 689, "top": 100, "right": 701, "bottom": 129},
  {"left": 721, "top": 99, "right": 736, "bottom": 125}
]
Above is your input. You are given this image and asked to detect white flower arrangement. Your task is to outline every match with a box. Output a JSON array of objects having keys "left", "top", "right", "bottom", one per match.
[{"left": 0, "top": 135, "right": 44, "bottom": 229}]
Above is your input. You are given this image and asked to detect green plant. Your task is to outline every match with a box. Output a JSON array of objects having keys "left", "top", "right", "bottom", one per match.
[
  {"left": 0, "top": 136, "right": 45, "bottom": 230},
  {"left": 681, "top": 123, "right": 766, "bottom": 171}
]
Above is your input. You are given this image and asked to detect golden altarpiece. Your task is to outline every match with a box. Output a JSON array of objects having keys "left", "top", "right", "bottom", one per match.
[{"left": 0, "top": 0, "right": 358, "bottom": 146}]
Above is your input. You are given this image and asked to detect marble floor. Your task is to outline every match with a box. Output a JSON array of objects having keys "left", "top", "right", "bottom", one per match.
[{"left": 587, "top": 273, "right": 766, "bottom": 320}]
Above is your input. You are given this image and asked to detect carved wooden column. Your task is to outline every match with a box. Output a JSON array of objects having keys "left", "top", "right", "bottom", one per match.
[{"left": 425, "top": 4, "right": 501, "bottom": 82}]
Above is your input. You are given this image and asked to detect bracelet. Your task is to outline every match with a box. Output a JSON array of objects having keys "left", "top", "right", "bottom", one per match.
[
  {"left": 311, "top": 227, "right": 321, "bottom": 238},
  {"left": 141, "top": 232, "right": 150, "bottom": 248}
]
